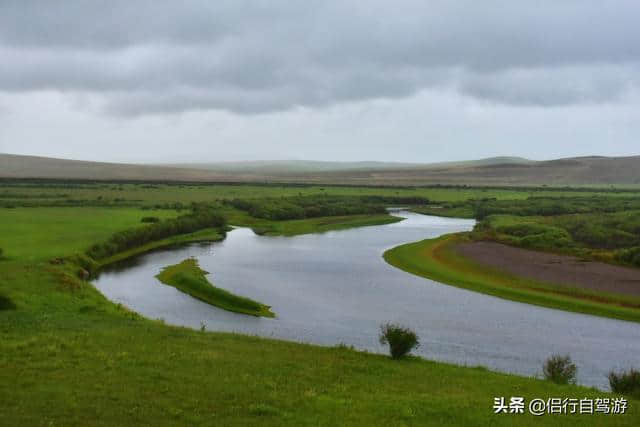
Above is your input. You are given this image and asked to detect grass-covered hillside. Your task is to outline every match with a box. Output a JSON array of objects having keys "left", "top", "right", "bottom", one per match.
[{"left": 4, "top": 153, "right": 640, "bottom": 186}]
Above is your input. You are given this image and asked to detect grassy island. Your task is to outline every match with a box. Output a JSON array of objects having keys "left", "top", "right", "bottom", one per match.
[{"left": 156, "top": 258, "right": 275, "bottom": 317}]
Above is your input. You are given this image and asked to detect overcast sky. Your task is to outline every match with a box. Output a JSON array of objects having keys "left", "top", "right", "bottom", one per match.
[{"left": 1, "top": 0, "right": 639, "bottom": 163}]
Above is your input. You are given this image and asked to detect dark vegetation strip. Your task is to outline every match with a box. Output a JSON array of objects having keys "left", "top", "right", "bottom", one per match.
[
  {"left": 91, "top": 228, "right": 225, "bottom": 268},
  {"left": 0, "top": 294, "right": 16, "bottom": 310},
  {"left": 6, "top": 177, "right": 640, "bottom": 192},
  {"left": 86, "top": 205, "right": 226, "bottom": 261},
  {"left": 224, "top": 194, "right": 429, "bottom": 220},
  {"left": 156, "top": 258, "right": 275, "bottom": 317},
  {"left": 420, "top": 196, "right": 640, "bottom": 268}
]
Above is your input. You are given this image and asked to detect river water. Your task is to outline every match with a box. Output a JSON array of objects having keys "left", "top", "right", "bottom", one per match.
[{"left": 93, "top": 211, "right": 640, "bottom": 389}]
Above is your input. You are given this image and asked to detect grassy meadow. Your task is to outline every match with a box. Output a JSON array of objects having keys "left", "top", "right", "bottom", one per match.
[
  {"left": 2, "top": 181, "right": 640, "bottom": 425},
  {"left": 2, "top": 180, "right": 637, "bottom": 207},
  {"left": 0, "top": 207, "right": 181, "bottom": 260}
]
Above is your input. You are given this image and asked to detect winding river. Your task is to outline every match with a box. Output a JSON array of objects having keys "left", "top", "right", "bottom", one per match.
[{"left": 94, "top": 211, "right": 640, "bottom": 389}]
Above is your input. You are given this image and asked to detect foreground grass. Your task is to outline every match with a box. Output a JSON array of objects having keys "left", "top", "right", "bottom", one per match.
[
  {"left": 156, "top": 258, "right": 274, "bottom": 317},
  {"left": 384, "top": 234, "right": 640, "bottom": 323},
  {"left": 1, "top": 261, "right": 638, "bottom": 426}
]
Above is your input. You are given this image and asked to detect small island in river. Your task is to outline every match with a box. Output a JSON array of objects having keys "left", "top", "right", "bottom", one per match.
[{"left": 156, "top": 258, "right": 275, "bottom": 318}]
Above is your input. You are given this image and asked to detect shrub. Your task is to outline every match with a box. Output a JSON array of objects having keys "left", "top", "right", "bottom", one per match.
[
  {"left": 87, "top": 208, "right": 226, "bottom": 260},
  {"left": 615, "top": 247, "right": 640, "bottom": 267},
  {"left": 0, "top": 248, "right": 3, "bottom": 258},
  {"left": 141, "top": 216, "right": 160, "bottom": 223},
  {"left": 224, "top": 195, "right": 427, "bottom": 221},
  {"left": 379, "top": 323, "right": 420, "bottom": 359},
  {"left": 543, "top": 354, "right": 577, "bottom": 384},
  {"left": 0, "top": 294, "right": 15, "bottom": 310},
  {"left": 608, "top": 368, "right": 640, "bottom": 398}
]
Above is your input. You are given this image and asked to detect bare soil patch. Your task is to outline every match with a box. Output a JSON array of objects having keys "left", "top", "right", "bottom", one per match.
[{"left": 455, "top": 241, "right": 640, "bottom": 297}]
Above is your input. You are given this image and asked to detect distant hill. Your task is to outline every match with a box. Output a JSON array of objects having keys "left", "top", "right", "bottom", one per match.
[
  {"left": 164, "top": 157, "right": 533, "bottom": 174},
  {"left": 303, "top": 155, "right": 640, "bottom": 187},
  {"left": 165, "top": 160, "right": 425, "bottom": 173},
  {"left": 0, "top": 154, "right": 232, "bottom": 182},
  {"left": 1, "top": 153, "right": 639, "bottom": 186}
]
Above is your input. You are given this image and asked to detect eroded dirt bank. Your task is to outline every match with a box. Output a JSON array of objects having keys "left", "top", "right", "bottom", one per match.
[{"left": 455, "top": 241, "right": 640, "bottom": 297}]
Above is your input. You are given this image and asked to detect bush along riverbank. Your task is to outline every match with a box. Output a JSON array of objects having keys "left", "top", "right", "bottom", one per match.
[
  {"left": 86, "top": 206, "right": 227, "bottom": 261},
  {"left": 156, "top": 258, "right": 275, "bottom": 318}
]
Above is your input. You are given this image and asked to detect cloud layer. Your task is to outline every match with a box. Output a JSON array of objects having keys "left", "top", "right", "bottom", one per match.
[{"left": 2, "top": 0, "right": 639, "bottom": 115}]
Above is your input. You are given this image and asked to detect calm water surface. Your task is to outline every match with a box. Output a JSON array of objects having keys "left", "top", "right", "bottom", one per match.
[{"left": 94, "top": 212, "right": 640, "bottom": 389}]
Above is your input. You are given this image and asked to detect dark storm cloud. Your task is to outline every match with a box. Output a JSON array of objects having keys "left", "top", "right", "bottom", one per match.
[{"left": 1, "top": 0, "right": 639, "bottom": 115}]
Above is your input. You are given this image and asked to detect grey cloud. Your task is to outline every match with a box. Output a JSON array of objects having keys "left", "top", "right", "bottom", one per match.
[
  {"left": 1, "top": 0, "right": 640, "bottom": 115},
  {"left": 459, "top": 65, "right": 640, "bottom": 106}
]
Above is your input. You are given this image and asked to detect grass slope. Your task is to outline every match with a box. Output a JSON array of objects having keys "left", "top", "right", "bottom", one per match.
[
  {"left": 0, "top": 207, "right": 180, "bottom": 261},
  {"left": 156, "top": 258, "right": 274, "bottom": 318},
  {"left": 383, "top": 234, "right": 640, "bottom": 323}
]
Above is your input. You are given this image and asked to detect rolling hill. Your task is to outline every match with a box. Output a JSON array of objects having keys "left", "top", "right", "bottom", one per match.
[{"left": 1, "top": 153, "right": 639, "bottom": 186}]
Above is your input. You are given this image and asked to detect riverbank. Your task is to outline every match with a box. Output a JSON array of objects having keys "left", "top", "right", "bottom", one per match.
[
  {"left": 383, "top": 233, "right": 640, "bottom": 323},
  {"left": 156, "top": 258, "right": 275, "bottom": 317}
]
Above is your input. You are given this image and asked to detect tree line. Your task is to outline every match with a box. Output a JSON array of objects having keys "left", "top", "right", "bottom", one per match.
[
  {"left": 86, "top": 207, "right": 226, "bottom": 260},
  {"left": 224, "top": 195, "right": 429, "bottom": 221}
]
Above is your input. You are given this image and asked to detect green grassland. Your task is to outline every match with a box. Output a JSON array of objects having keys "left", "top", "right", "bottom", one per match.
[
  {"left": 2, "top": 181, "right": 639, "bottom": 208},
  {"left": 2, "top": 183, "right": 640, "bottom": 425},
  {"left": 0, "top": 207, "right": 181, "bottom": 261},
  {"left": 156, "top": 258, "right": 274, "bottom": 317},
  {"left": 383, "top": 234, "right": 640, "bottom": 323}
]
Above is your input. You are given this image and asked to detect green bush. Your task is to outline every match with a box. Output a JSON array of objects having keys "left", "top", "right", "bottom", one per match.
[
  {"left": 543, "top": 354, "right": 577, "bottom": 385},
  {"left": 473, "top": 196, "right": 640, "bottom": 220},
  {"left": 87, "top": 207, "right": 226, "bottom": 260},
  {"left": 379, "top": 323, "right": 420, "bottom": 359},
  {"left": 0, "top": 247, "right": 3, "bottom": 258},
  {"left": 495, "top": 223, "right": 573, "bottom": 249},
  {"left": 0, "top": 294, "right": 15, "bottom": 310},
  {"left": 615, "top": 247, "right": 640, "bottom": 267},
  {"left": 141, "top": 216, "right": 160, "bottom": 223},
  {"left": 608, "top": 368, "right": 640, "bottom": 398},
  {"left": 225, "top": 195, "right": 428, "bottom": 221}
]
